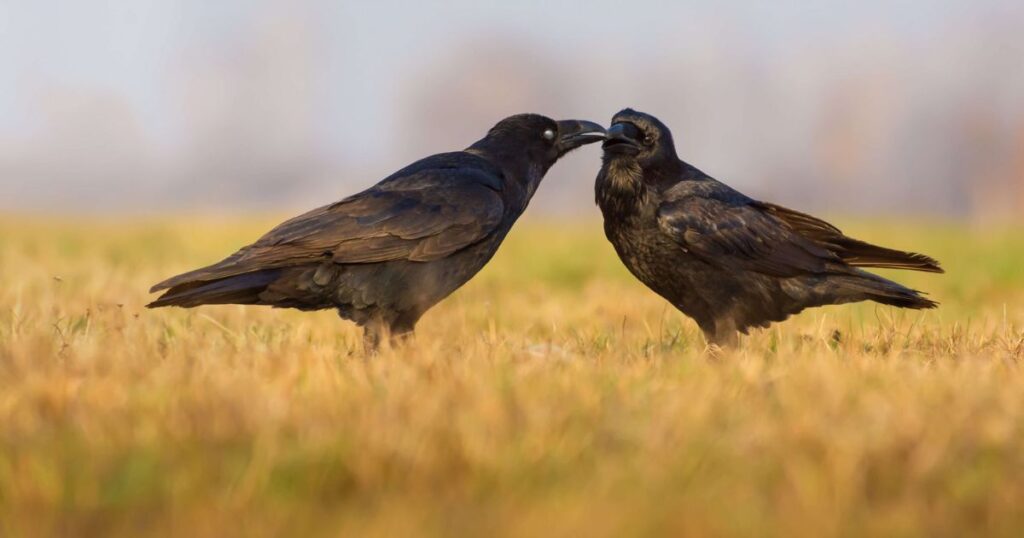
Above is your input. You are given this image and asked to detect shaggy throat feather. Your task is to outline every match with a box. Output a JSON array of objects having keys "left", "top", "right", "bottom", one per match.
[{"left": 597, "top": 159, "right": 647, "bottom": 214}]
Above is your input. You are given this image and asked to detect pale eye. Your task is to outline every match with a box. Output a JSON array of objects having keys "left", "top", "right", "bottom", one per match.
[{"left": 543, "top": 129, "right": 555, "bottom": 141}]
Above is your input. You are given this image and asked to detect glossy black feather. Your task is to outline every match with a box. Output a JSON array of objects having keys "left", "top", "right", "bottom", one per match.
[
  {"left": 595, "top": 109, "right": 941, "bottom": 345},
  {"left": 149, "top": 113, "right": 605, "bottom": 350}
]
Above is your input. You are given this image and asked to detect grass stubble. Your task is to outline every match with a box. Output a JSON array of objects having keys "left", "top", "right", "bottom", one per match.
[{"left": 1, "top": 216, "right": 1023, "bottom": 537}]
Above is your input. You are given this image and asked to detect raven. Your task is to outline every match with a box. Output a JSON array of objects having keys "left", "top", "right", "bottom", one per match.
[
  {"left": 149, "top": 114, "right": 605, "bottom": 350},
  {"left": 595, "top": 109, "right": 942, "bottom": 345}
]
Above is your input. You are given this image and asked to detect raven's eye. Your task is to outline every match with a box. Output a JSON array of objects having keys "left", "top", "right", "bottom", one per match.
[
  {"left": 542, "top": 129, "right": 555, "bottom": 141},
  {"left": 643, "top": 133, "right": 655, "bottom": 145}
]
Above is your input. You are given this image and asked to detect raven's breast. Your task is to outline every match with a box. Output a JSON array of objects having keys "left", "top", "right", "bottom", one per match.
[{"left": 603, "top": 218, "right": 721, "bottom": 324}]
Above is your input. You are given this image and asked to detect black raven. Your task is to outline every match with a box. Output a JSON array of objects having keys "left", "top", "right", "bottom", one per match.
[
  {"left": 149, "top": 114, "right": 605, "bottom": 350},
  {"left": 595, "top": 109, "right": 942, "bottom": 345}
]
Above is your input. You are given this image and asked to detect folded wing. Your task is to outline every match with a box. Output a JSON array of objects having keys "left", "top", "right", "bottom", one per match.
[
  {"left": 657, "top": 197, "right": 845, "bottom": 277},
  {"left": 753, "top": 202, "right": 943, "bottom": 273},
  {"left": 150, "top": 168, "right": 505, "bottom": 294}
]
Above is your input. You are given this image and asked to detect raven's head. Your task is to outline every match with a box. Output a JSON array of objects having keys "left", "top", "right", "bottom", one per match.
[
  {"left": 470, "top": 114, "right": 605, "bottom": 180},
  {"left": 602, "top": 109, "right": 679, "bottom": 170}
]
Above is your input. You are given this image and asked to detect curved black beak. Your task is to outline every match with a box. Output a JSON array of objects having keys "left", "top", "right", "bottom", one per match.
[
  {"left": 556, "top": 119, "right": 606, "bottom": 153},
  {"left": 603, "top": 122, "right": 642, "bottom": 151}
]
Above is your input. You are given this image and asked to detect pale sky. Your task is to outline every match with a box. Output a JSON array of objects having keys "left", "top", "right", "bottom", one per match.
[{"left": 2, "top": 0, "right": 1022, "bottom": 215}]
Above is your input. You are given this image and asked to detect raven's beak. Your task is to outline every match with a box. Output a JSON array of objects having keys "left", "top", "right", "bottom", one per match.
[
  {"left": 603, "top": 122, "right": 642, "bottom": 152},
  {"left": 556, "top": 119, "right": 606, "bottom": 152}
]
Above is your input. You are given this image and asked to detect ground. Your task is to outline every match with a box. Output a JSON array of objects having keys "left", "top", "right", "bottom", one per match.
[{"left": 1, "top": 216, "right": 1023, "bottom": 537}]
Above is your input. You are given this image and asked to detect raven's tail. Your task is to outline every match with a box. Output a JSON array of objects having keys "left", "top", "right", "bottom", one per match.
[
  {"left": 756, "top": 202, "right": 943, "bottom": 273},
  {"left": 146, "top": 269, "right": 282, "bottom": 308},
  {"left": 825, "top": 237, "right": 942, "bottom": 273},
  {"left": 834, "top": 271, "right": 938, "bottom": 310}
]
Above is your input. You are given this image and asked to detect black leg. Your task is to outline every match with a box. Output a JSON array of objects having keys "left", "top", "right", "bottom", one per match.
[
  {"left": 388, "top": 311, "right": 421, "bottom": 347},
  {"left": 700, "top": 318, "right": 738, "bottom": 347},
  {"left": 362, "top": 319, "right": 387, "bottom": 354}
]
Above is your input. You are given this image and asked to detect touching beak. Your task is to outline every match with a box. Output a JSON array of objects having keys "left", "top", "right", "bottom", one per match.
[
  {"left": 556, "top": 119, "right": 606, "bottom": 152},
  {"left": 602, "top": 122, "right": 642, "bottom": 152}
]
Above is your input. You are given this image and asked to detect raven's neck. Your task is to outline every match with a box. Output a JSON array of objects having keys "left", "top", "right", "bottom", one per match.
[
  {"left": 596, "top": 158, "right": 647, "bottom": 219},
  {"left": 596, "top": 157, "right": 708, "bottom": 220},
  {"left": 466, "top": 146, "right": 547, "bottom": 204}
]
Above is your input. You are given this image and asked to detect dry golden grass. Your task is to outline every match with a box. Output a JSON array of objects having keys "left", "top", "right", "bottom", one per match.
[{"left": 1, "top": 215, "right": 1023, "bottom": 537}]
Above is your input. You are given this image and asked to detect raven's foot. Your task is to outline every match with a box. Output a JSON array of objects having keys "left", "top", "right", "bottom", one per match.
[{"left": 360, "top": 318, "right": 417, "bottom": 355}]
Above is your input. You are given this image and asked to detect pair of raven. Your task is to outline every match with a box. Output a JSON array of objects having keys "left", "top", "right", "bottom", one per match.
[{"left": 149, "top": 110, "right": 941, "bottom": 349}]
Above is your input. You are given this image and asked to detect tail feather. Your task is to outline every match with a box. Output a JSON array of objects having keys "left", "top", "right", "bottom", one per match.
[
  {"left": 757, "top": 202, "right": 943, "bottom": 273},
  {"left": 149, "top": 252, "right": 248, "bottom": 293},
  {"left": 834, "top": 272, "right": 938, "bottom": 310},
  {"left": 820, "top": 236, "right": 943, "bottom": 273},
  {"left": 146, "top": 269, "right": 281, "bottom": 308}
]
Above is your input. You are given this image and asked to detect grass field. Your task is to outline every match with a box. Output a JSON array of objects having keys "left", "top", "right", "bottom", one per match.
[{"left": 2, "top": 215, "right": 1023, "bottom": 537}]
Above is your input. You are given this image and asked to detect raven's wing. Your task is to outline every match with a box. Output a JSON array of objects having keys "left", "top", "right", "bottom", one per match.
[
  {"left": 151, "top": 168, "right": 504, "bottom": 292},
  {"left": 753, "top": 202, "right": 943, "bottom": 273},
  {"left": 656, "top": 196, "right": 846, "bottom": 278}
]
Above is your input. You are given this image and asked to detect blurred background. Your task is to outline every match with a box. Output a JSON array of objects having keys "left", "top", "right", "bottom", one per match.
[{"left": 2, "top": 0, "right": 1022, "bottom": 220}]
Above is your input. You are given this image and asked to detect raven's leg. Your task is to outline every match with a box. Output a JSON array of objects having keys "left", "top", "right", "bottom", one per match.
[
  {"left": 711, "top": 328, "right": 739, "bottom": 347},
  {"left": 361, "top": 318, "right": 389, "bottom": 354},
  {"left": 699, "top": 318, "right": 739, "bottom": 347},
  {"left": 388, "top": 311, "right": 421, "bottom": 346}
]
